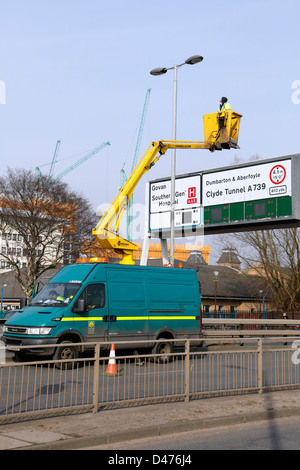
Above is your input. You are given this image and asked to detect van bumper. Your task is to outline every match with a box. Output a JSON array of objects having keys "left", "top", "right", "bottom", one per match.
[{"left": 1, "top": 335, "right": 59, "bottom": 356}]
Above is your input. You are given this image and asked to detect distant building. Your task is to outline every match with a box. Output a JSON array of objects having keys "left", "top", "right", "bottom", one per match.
[
  {"left": 80, "top": 241, "right": 211, "bottom": 264},
  {"left": 186, "top": 250, "right": 208, "bottom": 265},
  {"left": 0, "top": 267, "right": 62, "bottom": 313},
  {"left": 217, "top": 247, "right": 241, "bottom": 271},
  {"left": 146, "top": 257, "right": 271, "bottom": 314}
]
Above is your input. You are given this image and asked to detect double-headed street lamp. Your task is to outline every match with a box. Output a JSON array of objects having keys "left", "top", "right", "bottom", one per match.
[{"left": 150, "top": 55, "right": 203, "bottom": 266}]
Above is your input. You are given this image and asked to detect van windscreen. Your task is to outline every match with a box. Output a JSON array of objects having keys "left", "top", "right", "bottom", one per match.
[{"left": 30, "top": 282, "right": 82, "bottom": 307}]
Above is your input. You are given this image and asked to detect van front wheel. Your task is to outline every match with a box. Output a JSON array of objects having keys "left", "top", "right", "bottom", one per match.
[
  {"left": 152, "top": 339, "right": 173, "bottom": 363},
  {"left": 53, "top": 341, "right": 79, "bottom": 369}
]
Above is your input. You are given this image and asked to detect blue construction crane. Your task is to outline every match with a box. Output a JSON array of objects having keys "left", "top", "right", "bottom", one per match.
[
  {"left": 121, "top": 88, "right": 151, "bottom": 241},
  {"left": 35, "top": 166, "right": 42, "bottom": 180},
  {"left": 35, "top": 140, "right": 61, "bottom": 180},
  {"left": 49, "top": 140, "right": 61, "bottom": 178},
  {"left": 54, "top": 141, "right": 110, "bottom": 180},
  {"left": 35, "top": 141, "right": 110, "bottom": 182}
]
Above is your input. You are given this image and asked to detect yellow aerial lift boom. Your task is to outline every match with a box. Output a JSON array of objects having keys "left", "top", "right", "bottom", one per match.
[{"left": 92, "top": 110, "right": 242, "bottom": 265}]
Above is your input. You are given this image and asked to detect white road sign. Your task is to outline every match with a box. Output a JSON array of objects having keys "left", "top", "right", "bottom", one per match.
[
  {"left": 203, "top": 159, "right": 292, "bottom": 207},
  {"left": 149, "top": 175, "right": 202, "bottom": 232}
]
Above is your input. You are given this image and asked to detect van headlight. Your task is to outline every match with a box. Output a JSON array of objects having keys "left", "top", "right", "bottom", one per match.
[{"left": 27, "top": 327, "right": 52, "bottom": 335}]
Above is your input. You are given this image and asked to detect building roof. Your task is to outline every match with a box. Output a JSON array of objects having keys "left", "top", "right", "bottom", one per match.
[
  {"left": 196, "top": 265, "right": 267, "bottom": 301},
  {"left": 0, "top": 259, "right": 270, "bottom": 304},
  {"left": 145, "top": 258, "right": 269, "bottom": 302},
  {"left": 186, "top": 250, "right": 207, "bottom": 265},
  {"left": 0, "top": 267, "right": 61, "bottom": 300},
  {"left": 0, "top": 270, "right": 24, "bottom": 300},
  {"left": 217, "top": 248, "right": 241, "bottom": 269}
]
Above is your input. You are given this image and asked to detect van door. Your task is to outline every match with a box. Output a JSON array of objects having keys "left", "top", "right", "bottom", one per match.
[
  {"left": 147, "top": 270, "right": 201, "bottom": 338},
  {"left": 104, "top": 268, "right": 149, "bottom": 345},
  {"left": 73, "top": 283, "right": 108, "bottom": 341}
]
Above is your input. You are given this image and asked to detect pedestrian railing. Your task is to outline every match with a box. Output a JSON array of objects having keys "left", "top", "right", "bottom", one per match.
[
  {"left": 0, "top": 337, "right": 300, "bottom": 424},
  {"left": 202, "top": 318, "right": 300, "bottom": 336}
]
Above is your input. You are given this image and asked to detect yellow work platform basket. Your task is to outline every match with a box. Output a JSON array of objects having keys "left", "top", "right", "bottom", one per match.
[{"left": 203, "top": 110, "right": 242, "bottom": 150}]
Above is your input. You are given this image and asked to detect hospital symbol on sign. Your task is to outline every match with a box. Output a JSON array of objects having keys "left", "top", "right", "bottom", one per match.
[{"left": 187, "top": 187, "right": 197, "bottom": 204}]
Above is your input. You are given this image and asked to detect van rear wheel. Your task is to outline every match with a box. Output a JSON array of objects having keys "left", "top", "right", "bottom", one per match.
[
  {"left": 152, "top": 339, "right": 173, "bottom": 363},
  {"left": 53, "top": 341, "right": 79, "bottom": 369}
]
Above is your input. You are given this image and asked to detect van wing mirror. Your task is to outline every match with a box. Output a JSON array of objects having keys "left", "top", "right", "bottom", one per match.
[
  {"left": 72, "top": 298, "right": 86, "bottom": 313},
  {"left": 20, "top": 298, "right": 27, "bottom": 308}
]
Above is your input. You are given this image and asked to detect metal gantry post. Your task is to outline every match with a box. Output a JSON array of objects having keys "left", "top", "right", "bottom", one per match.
[
  {"left": 185, "top": 339, "right": 190, "bottom": 403},
  {"left": 93, "top": 343, "right": 101, "bottom": 413},
  {"left": 257, "top": 338, "right": 263, "bottom": 394}
]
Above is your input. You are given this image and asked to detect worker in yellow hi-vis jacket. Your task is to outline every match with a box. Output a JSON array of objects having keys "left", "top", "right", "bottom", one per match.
[
  {"left": 217, "top": 97, "right": 231, "bottom": 129},
  {"left": 217, "top": 96, "right": 231, "bottom": 112}
]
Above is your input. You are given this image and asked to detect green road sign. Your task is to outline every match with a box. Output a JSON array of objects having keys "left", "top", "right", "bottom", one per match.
[{"left": 146, "top": 153, "right": 300, "bottom": 237}]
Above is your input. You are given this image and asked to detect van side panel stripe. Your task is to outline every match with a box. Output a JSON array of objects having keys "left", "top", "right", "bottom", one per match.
[{"left": 61, "top": 316, "right": 197, "bottom": 321}]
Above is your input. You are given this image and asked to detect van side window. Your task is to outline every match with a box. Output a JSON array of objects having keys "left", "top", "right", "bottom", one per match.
[{"left": 78, "top": 283, "right": 106, "bottom": 311}]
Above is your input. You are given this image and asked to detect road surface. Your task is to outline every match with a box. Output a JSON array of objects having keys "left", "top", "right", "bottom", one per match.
[{"left": 81, "top": 415, "right": 300, "bottom": 450}]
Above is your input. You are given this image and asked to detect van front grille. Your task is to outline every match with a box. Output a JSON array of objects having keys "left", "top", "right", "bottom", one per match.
[{"left": 5, "top": 326, "right": 27, "bottom": 335}]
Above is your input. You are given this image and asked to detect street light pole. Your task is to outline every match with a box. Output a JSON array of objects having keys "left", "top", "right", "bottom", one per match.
[
  {"left": 170, "top": 64, "right": 178, "bottom": 267},
  {"left": 262, "top": 292, "right": 265, "bottom": 320},
  {"left": 213, "top": 271, "right": 219, "bottom": 314},
  {"left": 150, "top": 55, "right": 203, "bottom": 266},
  {"left": 259, "top": 290, "right": 265, "bottom": 319}
]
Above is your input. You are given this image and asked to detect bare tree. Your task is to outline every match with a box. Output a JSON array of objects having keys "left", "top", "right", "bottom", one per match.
[
  {"left": 0, "top": 168, "right": 96, "bottom": 301},
  {"left": 219, "top": 228, "right": 300, "bottom": 313}
]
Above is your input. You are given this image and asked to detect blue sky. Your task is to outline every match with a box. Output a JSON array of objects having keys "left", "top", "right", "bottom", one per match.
[{"left": 0, "top": 0, "right": 299, "bottom": 257}]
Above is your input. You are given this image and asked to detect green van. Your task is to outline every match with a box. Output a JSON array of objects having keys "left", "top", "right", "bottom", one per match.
[{"left": 2, "top": 262, "right": 202, "bottom": 362}]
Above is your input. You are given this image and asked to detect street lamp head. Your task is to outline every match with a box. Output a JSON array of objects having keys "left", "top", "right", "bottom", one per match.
[
  {"left": 150, "top": 56, "right": 203, "bottom": 76},
  {"left": 213, "top": 271, "right": 219, "bottom": 278},
  {"left": 150, "top": 67, "right": 168, "bottom": 76},
  {"left": 185, "top": 55, "right": 203, "bottom": 65}
]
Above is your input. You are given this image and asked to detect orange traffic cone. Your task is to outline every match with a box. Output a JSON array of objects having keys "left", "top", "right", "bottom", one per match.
[{"left": 105, "top": 343, "right": 118, "bottom": 375}]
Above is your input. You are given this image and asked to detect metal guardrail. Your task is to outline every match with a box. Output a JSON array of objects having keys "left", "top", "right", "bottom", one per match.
[
  {"left": 202, "top": 318, "right": 300, "bottom": 337},
  {"left": 0, "top": 337, "right": 300, "bottom": 424}
]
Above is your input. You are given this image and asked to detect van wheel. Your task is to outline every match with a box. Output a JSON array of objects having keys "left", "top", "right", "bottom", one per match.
[
  {"left": 152, "top": 339, "right": 173, "bottom": 363},
  {"left": 53, "top": 341, "right": 79, "bottom": 369},
  {"left": 13, "top": 352, "right": 26, "bottom": 363}
]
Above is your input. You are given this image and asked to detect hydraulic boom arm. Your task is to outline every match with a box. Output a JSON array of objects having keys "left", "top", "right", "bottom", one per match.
[
  {"left": 92, "top": 140, "right": 215, "bottom": 264},
  {"left": 93, "top": 141, "right": 165, "bottom": 264},
  {"left": 92, "top": 110, "right": 242, "bottom": 265}
]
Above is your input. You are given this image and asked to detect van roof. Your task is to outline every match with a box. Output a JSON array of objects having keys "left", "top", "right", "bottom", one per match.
[
  {"left": 49, "top": 262, "right": 197, "bottom": 284},
  {"left": 49, "top": 263, "right": 96, "bottom": 283}
]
